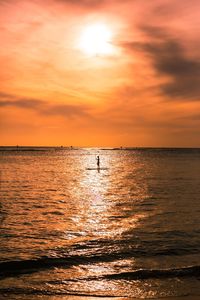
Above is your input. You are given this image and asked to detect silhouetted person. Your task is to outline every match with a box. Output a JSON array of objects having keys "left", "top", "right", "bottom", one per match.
[{"left": 96, "top": 155, "right": 100, "bottom": 168}]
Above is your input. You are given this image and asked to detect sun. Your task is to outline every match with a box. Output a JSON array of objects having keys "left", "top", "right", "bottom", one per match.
[{"left": 79, "top": 23, "right": 114, "bottom": 56}]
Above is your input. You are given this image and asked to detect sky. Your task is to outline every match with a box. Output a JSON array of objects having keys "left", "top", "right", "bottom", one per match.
[{"left": 0, "top": 0, "right": 200, "bottom": 147}]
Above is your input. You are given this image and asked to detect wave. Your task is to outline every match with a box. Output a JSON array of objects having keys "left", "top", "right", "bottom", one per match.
[
  {"left": 0, "top": 255, "right": 200, "bottom": 280},
  {"left": 102, "top": 266, "right": 200, "bottom": 280},
  {"left": 0, "top": 256, "right": 78, "bottom": 277},
  {"left": 0, "top": 254, "right": 122, "bottom": 277},
  {"left": 0, "top": 287, "right": 117, "bottom": 298}
]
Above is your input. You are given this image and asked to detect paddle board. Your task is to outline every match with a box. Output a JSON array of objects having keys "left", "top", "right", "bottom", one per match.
[{"left": 86, "top": 168, "right": 108, "bottom": 170}]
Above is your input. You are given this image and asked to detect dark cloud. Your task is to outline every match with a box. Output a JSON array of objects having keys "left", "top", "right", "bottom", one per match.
[
  {"left": 57, "top": 0, "right": 104, "bottom": 8},
  {"left": 178, "top": 113, "right": 200, "bottom": 122},
  {"left": 60, "top": 0, "right": 102, "bottom": 4},
  {"left": 42, "top": 103, "right": 89, "bottom": 117},
  {"left": 144, "top": 41, "right": 200, "bottom": 100},
  {"left": 123, "top": 26, "right": 200, "bottom": 101},
  {"left": 57, "top": 0, "right": 129, "bottom": 9},
  {"left": 0, "top": 99, "right": 43, "bottom": 109},
  {"left": 0, "top": 92, "right": 16, "bottom": 100},
  {"left": 0, "top": 93, "right": 90, "bottom": 118}
]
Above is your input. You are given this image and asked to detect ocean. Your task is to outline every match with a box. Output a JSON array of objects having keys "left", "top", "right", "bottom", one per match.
[{"left": 0, "top": 147, "right": 200, "bottom": 299}]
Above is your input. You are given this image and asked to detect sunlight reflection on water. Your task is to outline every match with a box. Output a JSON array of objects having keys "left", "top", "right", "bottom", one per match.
[{"left": 1, "top": 148, "right": 200, "bottom": 298}]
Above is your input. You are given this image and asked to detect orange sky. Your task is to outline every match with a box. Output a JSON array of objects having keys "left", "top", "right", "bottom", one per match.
[{"left": 0, "top": 0, "right": 200, "bottom": 147}]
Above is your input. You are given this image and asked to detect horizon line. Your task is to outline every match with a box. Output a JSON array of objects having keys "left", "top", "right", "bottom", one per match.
[{"left": 1, "top": 145, "right": 200, "bottom": 149}]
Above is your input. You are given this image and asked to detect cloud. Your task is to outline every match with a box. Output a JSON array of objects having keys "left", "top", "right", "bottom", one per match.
[
  {"left": 0, "top": 93, "right": 90, "bottom": 118},
  {"left": 53, "top": 0, "right": 106, "bottom": 10},
  {"left": 58, "top": 0, "right": 102, "bottom": 5},
  {"left": 43, "top": 103, "right": 89, "bottom": 117},
  {"left": 142, "top": 35, "right": 200, "bottom": 100},
  {"left": 57, "top": 0, "right": 125, "bottom": 6},
  {"left": 54, "top": 0, "right": 131, "bottom": 11},
  {"left": 0, "top": 92, "right": 16, "bottom": 100},
  {"left": 122, "top": 25, "right": 200, "bottom": 101},
  {"left": 0, "top": 98, "right": 43, "bottom": 109}
]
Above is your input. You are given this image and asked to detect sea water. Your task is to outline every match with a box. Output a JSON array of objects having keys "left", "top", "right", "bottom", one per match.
[{"left": 0, "top": 147, "right": 200, "bottom": 299}]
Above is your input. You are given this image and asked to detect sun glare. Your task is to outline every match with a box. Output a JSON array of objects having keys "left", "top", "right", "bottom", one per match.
[{"left": 79, "top": 23, "right": 114, "bottom": 56}]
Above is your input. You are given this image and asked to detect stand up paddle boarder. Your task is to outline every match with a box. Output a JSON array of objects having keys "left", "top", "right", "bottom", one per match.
[{"left": 96, "top": 155, "right": 100, "bottom": 168}]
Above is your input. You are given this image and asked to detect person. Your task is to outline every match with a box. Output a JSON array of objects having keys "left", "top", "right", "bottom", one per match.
[{"left": 96, "top": 155, "right": 100, "bottom": 168}]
